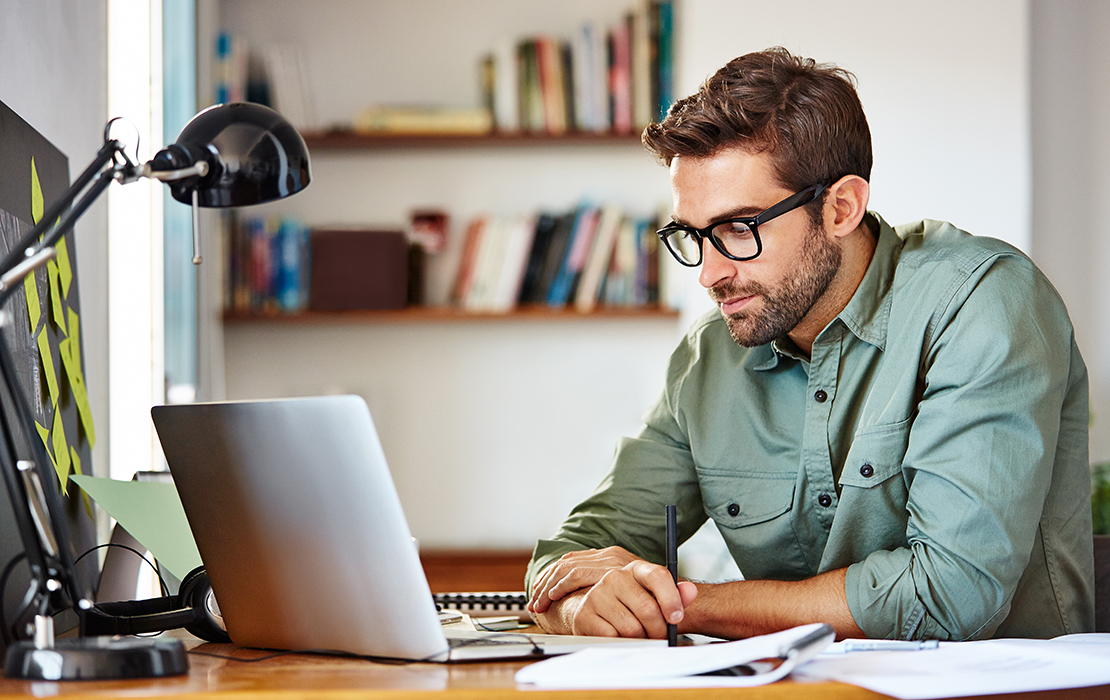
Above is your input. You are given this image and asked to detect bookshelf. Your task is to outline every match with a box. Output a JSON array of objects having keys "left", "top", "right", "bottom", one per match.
[
  {"left": 302, "top": 130, "right": 647, "bottom": 150},
  {"left": 223, "top": 305, "right": 679, "bottom": 324},
  {"left": 206, "top": 0, "right": 687, "bottom": 553}
]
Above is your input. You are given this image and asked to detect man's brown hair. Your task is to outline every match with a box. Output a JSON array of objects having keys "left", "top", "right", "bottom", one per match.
[{"left": 643, "top": 47, "right": 872, "bottom": 196}]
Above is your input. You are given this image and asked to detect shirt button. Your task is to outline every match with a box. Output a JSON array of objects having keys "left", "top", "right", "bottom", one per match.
[
  {"left": 727, "top": 503, "right": 740, "bottom": 517},
  {"left": 860, "top": 464, "right": 875, "bottom": 478},
  {"left": 814, "top": 390, "right": 828, "bottom": 403},
  {"left": 818, "top": 493, "right": 833, "bottom": 507}
]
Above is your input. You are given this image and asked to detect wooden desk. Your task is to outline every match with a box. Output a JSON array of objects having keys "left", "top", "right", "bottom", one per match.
[{"left": 1, "top": 636, "right": 1108, "bottom": 699}]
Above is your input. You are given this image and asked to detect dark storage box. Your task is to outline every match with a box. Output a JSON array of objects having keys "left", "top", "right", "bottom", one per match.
[{"left": 309, "top": 229, "right": 408, "bottom": 311}]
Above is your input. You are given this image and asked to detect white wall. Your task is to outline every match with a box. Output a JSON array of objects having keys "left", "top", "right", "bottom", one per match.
[
  {"left": 0, "top": 2, "right": 110, "bottom": 480},
  {"left": 1030, "top": 1, "right": 1110, "bottom": 463},
  {"left": 678, "top": 0, "right": 1030, "bottom": 252}
]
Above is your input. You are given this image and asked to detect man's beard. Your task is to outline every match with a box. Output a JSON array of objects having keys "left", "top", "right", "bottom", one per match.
[{"left": 709, "top": 220, "right": 842, "bottom": 347}]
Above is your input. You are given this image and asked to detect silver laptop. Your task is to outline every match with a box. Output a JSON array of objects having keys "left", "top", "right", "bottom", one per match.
[{"left": 151, "top": 395, "right": 661, "bottom": 662}]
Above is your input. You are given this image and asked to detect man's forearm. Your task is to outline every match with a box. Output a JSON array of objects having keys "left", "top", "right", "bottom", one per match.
[{"left": 680, "top": 567, "right": 865, "bottom": 640}]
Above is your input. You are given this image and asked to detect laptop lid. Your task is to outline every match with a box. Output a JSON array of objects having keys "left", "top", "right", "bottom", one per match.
[
  {"left": 153, "top": 395, "right": 451, "bottom": 660},
  {"left": 152, "top": 396, "right": 662, "bottom": 662}
]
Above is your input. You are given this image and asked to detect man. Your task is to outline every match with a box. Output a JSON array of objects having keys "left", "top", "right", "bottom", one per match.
[{"left": 526, "top": 47, "right": 1094, "bottom": 642}]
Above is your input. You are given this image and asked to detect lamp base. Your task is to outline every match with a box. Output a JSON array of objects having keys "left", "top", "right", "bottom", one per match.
[{"left": 4, "top": 636, "right": 188, "bottom": 680}]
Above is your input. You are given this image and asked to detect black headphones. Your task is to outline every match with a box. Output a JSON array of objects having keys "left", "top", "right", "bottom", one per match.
[{"left": 83, "top": 566, "right": 230, "bottom": 643}]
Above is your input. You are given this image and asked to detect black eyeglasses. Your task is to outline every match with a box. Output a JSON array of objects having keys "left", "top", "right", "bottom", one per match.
[{"left": 656, "top": 183, "right": 828, "bottom": 267}]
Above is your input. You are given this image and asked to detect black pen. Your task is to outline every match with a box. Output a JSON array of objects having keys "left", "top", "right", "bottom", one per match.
[{"left": 665, "top": 504, "right": 678, "bottom": 647}]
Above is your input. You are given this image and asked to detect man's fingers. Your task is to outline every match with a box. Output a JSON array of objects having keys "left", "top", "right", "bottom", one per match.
[
  {"left": 573, "top": 580, "right": 658, "bottom": 638},
  {"left": 629, "top": 561, "right": 685, "bottom": 624},
  {"left": 529, "top": 547, "right": 638, "bottom": 613}
]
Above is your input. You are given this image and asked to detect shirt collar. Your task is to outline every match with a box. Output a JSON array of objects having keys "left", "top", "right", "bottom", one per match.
[
  {"left": 835, "top": 211, "right": 900, "bottom": 352},
  {"left": 753, "top": 211, "right": 899, "bottom": 371}
]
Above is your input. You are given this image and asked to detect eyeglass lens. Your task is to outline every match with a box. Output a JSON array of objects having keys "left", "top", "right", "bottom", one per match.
[{"left": 669, "top": 221, "right": 757, "bottom": 264}]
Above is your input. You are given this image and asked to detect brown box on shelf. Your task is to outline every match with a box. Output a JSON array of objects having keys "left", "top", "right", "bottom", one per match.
[{"left": 309, "top": 229, "right": 408, "bottom": 311}]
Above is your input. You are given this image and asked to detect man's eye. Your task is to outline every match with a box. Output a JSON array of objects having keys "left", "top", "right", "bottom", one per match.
[{"left": 712, "top": 221, "right": 755, "bottom": 240}]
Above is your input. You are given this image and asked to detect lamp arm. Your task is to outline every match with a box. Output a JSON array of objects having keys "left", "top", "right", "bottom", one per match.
[
  {"left": 0, "top": 324, "right": 82, "bottom": 641},
  {"left": 0, "top": 140, "right": 128, "bottom": 279},
  {"left": 0, "top": 168, "right": 116, "bottom": 309}
]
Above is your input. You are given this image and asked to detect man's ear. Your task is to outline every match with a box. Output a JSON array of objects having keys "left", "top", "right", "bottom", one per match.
[{"left": 824, "top": 175, "right": 870, "bottom": 240}]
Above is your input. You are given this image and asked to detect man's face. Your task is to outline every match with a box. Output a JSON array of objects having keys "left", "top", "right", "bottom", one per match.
[{"left": 669, "top": 148, "right": 842, "bottom": 347}]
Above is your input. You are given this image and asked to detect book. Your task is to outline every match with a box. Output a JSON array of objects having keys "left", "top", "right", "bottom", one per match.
[
  {"left": 226, "top": 215, "right": 309, "bottom": 314},
  {"left": 491, "top": 39, "right": 519, "bottom": 132},
  {"left": 464, "top": 217, "right": 510, "bottom": 310},
  {"left": 490, "top": 215, "right": 538, "bottom": 312},
  {"left": 608, "top": 20, "right": 633, "bottom": 134},
  {"left": 213, "top": 31, "right": 247, "bottom": 104},
  {"left": 451, "top": 217, "right": 488, "bottom": 305},
  {"left": 530, "top": 210, "right": 579, "bottom": 306},
  {"left": 574, "top": 204, "right": 625, "bottom": 312},
  {"left": 602, "top": 216, "right": 638, "bottom": 306},
  {"left": 535, "top": 36, "right": 568, "bottom": 135},
  {"left": 517, "top": 213, "right": 558, "bottom": 304},
  {"left": 572, "top": 21, "right": 609, "bottom": 132},
  {"left": 547, "top": 206, "right": 600, "bottom": 306},
  {"left": 653, "top": 0, "right": 675, "bottom": 121},
  {"left": 517, "top": 40, "right": 544, "bottom": 132},
  {"left": 630, "top": 5, "right": 654, "bottom": 129}
]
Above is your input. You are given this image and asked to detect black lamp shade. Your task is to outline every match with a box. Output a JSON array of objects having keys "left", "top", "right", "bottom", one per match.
[{"left": 163, "top": 102, "right": 311, "bottom": 207}]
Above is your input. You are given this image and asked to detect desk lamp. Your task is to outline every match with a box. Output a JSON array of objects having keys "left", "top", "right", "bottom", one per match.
[{"left": 0, "top": 102, "right": 310, "bottom": 680}]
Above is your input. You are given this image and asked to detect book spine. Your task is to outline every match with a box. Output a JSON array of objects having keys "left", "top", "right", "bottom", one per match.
[{"left": 654, "top": 0, "right": 675, "bottom": 121}]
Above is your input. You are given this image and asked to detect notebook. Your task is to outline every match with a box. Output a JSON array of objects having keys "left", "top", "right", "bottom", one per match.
[{"left": 151, "top": 395, "right": 662, "bottom": 662}]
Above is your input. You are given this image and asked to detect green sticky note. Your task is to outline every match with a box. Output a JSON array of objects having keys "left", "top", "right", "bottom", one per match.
[
  {"left": 50, "top": 405, "right": 71, "bottom": 493},
  {"left": 67, "top": 307, "right": 80, "bottom": 350},
  {"left": 58, "top": 337, "right": 95, "bottom": 448},
  {"left": 56, "top": 238, "right": 73, "bottom": 297},
  {"left": 69, "top": 475, "right": 203, "bottom": 580},
  {"left": 35, "top": 421, "right": 52, "bottom": 460},
  {"left": 46, "top": 262, "right": 67, "bottom": 336},
  {"left": 35, "top": 420, "right": 61, "bottom": 490},
  {"left": 31, "top": 157, "right": 44, "bottom": 224},
  {"left": 36, "top": 328, "right": 59, "bottom": 404},
  {"left": 24, "top": 273, "right": 41, "bottom": 335}
]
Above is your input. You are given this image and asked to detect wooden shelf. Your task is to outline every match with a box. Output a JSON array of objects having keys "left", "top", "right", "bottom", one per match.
[
  {"left": 223, "top": 305, "right": 680, "bottom": 324},
  {"left": 301, "top": 129, "right": 645, "bottom": 150}
]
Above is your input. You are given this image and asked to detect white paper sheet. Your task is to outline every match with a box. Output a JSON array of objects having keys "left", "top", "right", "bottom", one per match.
[
  {"left": 514, "top": 623, "right": 832, "bottom": 689},
  {"left": 797, "top": 634, "right": 1110, "bottom": 699}
]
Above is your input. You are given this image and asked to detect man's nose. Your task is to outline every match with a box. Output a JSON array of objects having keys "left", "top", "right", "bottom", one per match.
[{"left": 698, "top": 239, "right": 735, "bottom": 289}]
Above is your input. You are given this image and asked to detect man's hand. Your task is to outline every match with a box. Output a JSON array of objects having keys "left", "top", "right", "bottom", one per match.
[
  {"left": 528, "top": 547, "right": 641, "bottom": 614},
  {"left": 527, "top": 547, "right": 698, "bottom": 637}
]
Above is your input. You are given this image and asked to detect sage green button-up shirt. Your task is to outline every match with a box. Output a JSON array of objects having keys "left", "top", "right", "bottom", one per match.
[{"left": 528, "top": 213, "right": 1094, "bottom": 640}]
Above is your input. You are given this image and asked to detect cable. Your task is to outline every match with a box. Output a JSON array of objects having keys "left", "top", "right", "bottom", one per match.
[
  {"left": 74, "top": 542, "right": 170, "bottom": 598},
  {"left": 187, "top": 648, "right": 404, "bottom": 664},
  {"left": 0, "top": 552, "right": 28, "bottom": 645}
]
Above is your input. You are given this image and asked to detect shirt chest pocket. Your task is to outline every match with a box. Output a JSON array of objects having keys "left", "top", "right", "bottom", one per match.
[
  {"left": 838, "top": 420, "right": 911, "bottom": 490},
  {"left": 698, "top": 470, "right": 796, "bottom": 529}
]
